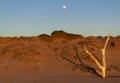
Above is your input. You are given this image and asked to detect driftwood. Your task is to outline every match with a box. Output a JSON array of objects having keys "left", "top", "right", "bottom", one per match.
[
  {"left": 61, "top": 47, "right": 100, "bottom": 77},
  {"left": 61, "top": 34, "right": 110, "bottom": 78},
  {"left": 84, "top": 34, "right": 110, "bottom": 78}
]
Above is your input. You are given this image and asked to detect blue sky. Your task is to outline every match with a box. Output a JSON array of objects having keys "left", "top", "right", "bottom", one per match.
[{"left": 0, "top": 0, "right": 120, "bottom": 36}]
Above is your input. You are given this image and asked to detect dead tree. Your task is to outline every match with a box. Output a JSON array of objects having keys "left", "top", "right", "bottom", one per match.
[
  {"left": 84, "top": 34, "right": 110, "bottom": 78},
  {"left": 61, "top": 47, "right": 100, "bottom": 77},
  {"left": 61, "top": 34, "right": 110, "bottom": 78}
]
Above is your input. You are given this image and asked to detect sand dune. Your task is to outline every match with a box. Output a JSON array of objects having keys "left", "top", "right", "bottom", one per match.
[{"left": 0, "top": 30, "right": 120, "bottom": 83}]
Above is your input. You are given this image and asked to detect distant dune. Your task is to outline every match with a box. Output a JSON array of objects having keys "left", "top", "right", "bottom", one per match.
[{"left": 0, "top": 30, "right": 120, "bottom": 83}]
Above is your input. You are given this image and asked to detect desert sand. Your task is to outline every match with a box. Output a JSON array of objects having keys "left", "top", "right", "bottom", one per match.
[{"left": 0, "top": 30, "right": 120, "bottom": 83}]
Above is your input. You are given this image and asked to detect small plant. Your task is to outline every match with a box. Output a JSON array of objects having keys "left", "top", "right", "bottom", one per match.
[{"left": 84, "top": 34, "right": 110, "bottom": 78}]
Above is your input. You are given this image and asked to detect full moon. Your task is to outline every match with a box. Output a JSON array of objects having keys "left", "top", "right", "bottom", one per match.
[{"left": 63, "top": 5, "right": 67, "bottom": 10}]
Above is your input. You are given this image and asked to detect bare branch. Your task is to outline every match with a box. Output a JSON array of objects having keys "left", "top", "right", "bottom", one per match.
[
  {"left": 103, "top": 33, "right": 110, "bottom": 50},
  {"left": 83, "top": 47, "right": 102, "bottom": 69},
  {"left": 61, "top": 53, "right": 79, "bottom": 66},
  {"left": 75, "top": 47, "right": 84, "bottom": 65},
  {"left": 83, "top": 33, "right": 110, "bottom": 78},
  {"left": 61, "top": 47, "right": 101, "bottom": 77},
  {"left": 101, "top": 33, "right": 110, "bottom": 78}
]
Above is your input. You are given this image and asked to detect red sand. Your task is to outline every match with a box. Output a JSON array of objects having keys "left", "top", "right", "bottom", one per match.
[{"left": 0, "top": 31, "right": 120, "bottom": 83}]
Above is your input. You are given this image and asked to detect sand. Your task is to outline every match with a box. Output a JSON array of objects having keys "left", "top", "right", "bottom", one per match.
[{"left": 0, "top": 30, "right": 120, "bottom": 83}]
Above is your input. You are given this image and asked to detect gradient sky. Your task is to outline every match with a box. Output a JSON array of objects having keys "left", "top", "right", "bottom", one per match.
[{"left": 0, "top": 0, "right": 120, "bottom": 36}]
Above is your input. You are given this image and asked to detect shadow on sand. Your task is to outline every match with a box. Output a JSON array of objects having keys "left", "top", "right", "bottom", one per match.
[{"left": 107, "top": 75, "right": 120, "bottom": 78}]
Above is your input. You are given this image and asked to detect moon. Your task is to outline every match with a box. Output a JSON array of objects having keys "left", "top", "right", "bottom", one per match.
[{"left": 63, "top": 5, "right": 67, "bottom": 10}]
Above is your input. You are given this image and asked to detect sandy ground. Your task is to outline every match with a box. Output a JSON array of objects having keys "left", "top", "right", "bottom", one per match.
[{"left": 0, "top": 31, "right": 120, "bottom": 83}]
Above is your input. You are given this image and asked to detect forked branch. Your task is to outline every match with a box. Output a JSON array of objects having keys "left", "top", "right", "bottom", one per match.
[
  {"left": 84, "top": 34, "right": 110, "bottom": 78},
  {"left": 61, "top": 47, "right": 100, "bottom": 76}
]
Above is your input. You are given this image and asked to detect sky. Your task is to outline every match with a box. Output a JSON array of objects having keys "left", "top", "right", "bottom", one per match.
[{"left": 0, "top": 0, "right": 120, "bottom": 37}]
